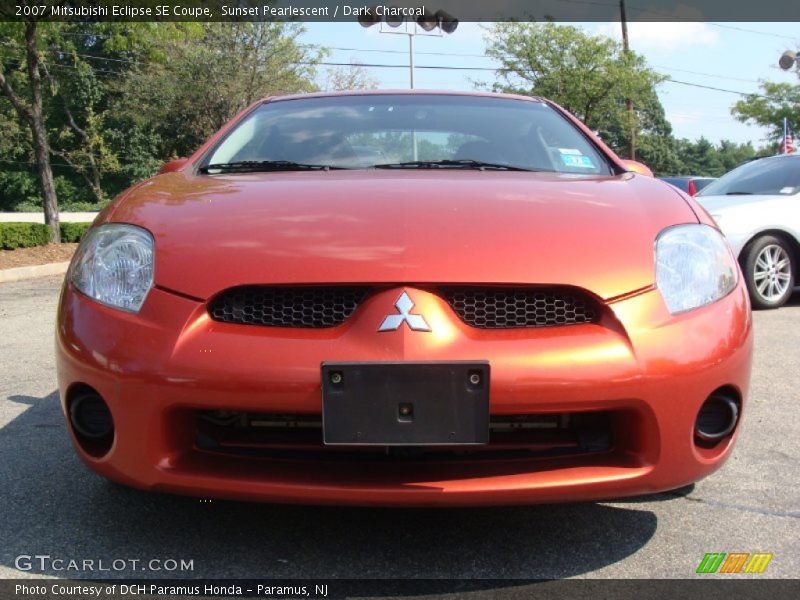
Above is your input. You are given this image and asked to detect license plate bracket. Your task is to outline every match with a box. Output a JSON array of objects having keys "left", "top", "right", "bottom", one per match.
[{"left": 321, "top": 361, "right": 489, "bottom": 445}]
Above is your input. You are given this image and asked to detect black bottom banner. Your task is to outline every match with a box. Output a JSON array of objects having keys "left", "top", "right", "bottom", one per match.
[{"left": 2, "top": 579, "right": 799, "bottom": 600}]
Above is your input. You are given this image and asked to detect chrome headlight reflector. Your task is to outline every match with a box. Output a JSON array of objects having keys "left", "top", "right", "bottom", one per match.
[
  {"left": 70, "top": 224, "right": 155, "bottom": 313},
  {"left": 656, "top": 224, "right": 737, "bottom": 314}
]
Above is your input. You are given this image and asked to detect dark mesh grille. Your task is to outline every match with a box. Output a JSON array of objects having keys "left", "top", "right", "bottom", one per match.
[
  {"left": 209, "top": 286, "right": 369, "bottom": 328},
  {"left": 441, "top": 287, "right": 599, "bottom": 329}
]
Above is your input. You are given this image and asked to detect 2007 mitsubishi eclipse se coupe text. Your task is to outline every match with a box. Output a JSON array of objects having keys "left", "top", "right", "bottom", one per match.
[{"left": 56, "top": 91, "right": 753, "bottom": 506}]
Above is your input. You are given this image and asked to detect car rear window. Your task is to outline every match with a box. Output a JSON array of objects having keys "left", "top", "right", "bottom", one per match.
[
  {"left": 693, "top": 178, "right": 714, "bottom": 193},
  {"left": 203, "top": 95, "right": 614, "bottom": 175},
  {"left": 661, "top": 177, "right": 690, "bottom": 192},
  {"left": 698, "top": 157, "right": 800, "bottom": 196}
]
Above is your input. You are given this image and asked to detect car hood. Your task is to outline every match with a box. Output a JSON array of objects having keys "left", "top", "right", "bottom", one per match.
[
  {"left": 696, "top": 193, "right": 788, "bottom": 212},
  {"left": 105, "top": 170, "right": 697, "bottom": 300}
]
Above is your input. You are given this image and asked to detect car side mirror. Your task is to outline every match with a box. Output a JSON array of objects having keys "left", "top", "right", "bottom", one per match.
[
  {"left": 159, "top": 158, "right": 189, "bottom": 174},
  {"left": 620, "top": 159, "right": 653, "bottom": 177}
]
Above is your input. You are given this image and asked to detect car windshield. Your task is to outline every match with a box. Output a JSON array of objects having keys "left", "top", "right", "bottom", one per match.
[
  {"left": 698, "top": 156, "right": 800, "bottom": 196},
  {"left": 202, "top": 94, "right": 613, "bottom": 175},
  {"left": 661, "top": 177, "right": 715, "bottom": 194}
]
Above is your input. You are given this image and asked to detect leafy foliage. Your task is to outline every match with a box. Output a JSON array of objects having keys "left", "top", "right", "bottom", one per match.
[
  {"left": 0, "top": 222, "right": 50, "bottom": 249},
  {"left": 732, "top": 82, "right": 800, "bottom": 144},
  {"left": 484, "top": 22, "right": 665, "bottom": 162},
  {"left": 115, "top": 22, "right": 322, "bottom": 160},
  {"left": 0, "top": 22, "right": 323, "bottom": 213},
  {"left": 0, "top": 221, "right": 90, "bottom": 248},
  {"left": 60, "top": 221, "right": 92, "bottom": 243},
  {"left": 0, "top": 19, "right": 787, "bottom": 218},
  {"left": 324, "top": 59, "right": 379, "bottom": 91},
  {"left": 483, "top": 22, "right": 769, "bottom": 177}
]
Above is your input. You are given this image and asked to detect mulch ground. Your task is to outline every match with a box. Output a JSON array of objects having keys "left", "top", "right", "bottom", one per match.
[{"left": 0, "top": 243, "right": 78, "bottom": 270}]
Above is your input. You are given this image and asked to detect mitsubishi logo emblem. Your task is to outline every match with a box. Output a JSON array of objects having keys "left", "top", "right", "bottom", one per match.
[{"left": 378, "top": 292, "right": 431, "bottom": 332}]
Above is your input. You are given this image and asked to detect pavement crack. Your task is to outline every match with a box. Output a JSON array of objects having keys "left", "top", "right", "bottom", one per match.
[{"left": 681, "top": 494, "right": 800, "bottom": 518}]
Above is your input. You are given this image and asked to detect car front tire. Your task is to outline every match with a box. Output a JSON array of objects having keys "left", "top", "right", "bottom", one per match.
[{"left": 742, "top": 235, "right": 795, "bottom": 309}]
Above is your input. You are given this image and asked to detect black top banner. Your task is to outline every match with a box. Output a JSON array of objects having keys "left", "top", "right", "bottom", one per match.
[{"left": 2, "top": 0, "right": 800, "bottom": 22}]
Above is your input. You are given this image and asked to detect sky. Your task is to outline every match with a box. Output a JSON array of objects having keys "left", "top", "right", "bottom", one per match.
[{"left": 301, "top": 21, "right": 800, "bottom": 147}]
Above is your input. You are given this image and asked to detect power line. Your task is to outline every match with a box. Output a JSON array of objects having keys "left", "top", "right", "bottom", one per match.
[
  {"left": 2, "top": 37, "right": 769, "bottom": 98},
  {"left": 705, "top": 22, "right": 798, "bottom": 40},
  {"left": 3, "top": 29, "right": 789, "bottom": 89},
  {"left": 321, "top": 45, "right": 493, "bottom": 59},
  {"left": 33, "top": 44, "right": 781, "bottom": 88},
  {"left": 317, "top": 44, "right": 770, "bottom": 86},
  {"left": 650, "top": 64, "right": 761, "bottom": 84},
  {"left": 3, "top": 52, "right": 767, "bottom": 96},
  {"left": 322, "top": 46, "right": 766, "bottom": 84},
  {"left": 665, "top": 79, "right": 763, "bottom": 97},
  {"left": 319, "top": 60, "right": 765, "bottom": 96}
]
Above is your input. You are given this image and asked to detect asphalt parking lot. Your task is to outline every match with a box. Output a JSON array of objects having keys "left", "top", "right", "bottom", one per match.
[{"left": 0, "top": 275, "right": 798, "bottom": 581}]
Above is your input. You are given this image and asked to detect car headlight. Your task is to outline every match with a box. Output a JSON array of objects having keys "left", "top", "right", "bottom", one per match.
[
  {"left": 656, "top": 224, "right": 737, "bottom": 314},
  {"left": 70, "top": 224, "right": 155, "bottom": 313}
]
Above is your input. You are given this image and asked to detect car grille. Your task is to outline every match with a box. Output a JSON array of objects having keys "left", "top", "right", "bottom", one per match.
[
  {"left": 440, "top": 287, "right": 599, "bottom": 328},
  {"left": 208, "top": 286, "right": 370, "bottom": 328},
  {"left": 208, "top": 285, "right": 599, "bottom": 329}
]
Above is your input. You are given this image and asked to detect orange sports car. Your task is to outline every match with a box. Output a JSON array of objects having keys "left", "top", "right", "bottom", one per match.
[{"left": 56, "top": 91, "right": 752, "bottom": 506}]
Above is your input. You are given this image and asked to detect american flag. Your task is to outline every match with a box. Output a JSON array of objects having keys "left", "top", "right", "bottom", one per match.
[{"left": 782, "top": 117, "right": 794, "bottom": 154}]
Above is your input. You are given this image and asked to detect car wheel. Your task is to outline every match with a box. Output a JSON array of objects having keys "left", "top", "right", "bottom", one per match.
[{"left": 742, "top": 235, "right": 795, "bottom": 309}]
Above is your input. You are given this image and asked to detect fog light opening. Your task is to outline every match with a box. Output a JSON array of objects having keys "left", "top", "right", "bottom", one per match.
[
  {"left": 695, "top": 391, "right": 739, "bottom": 446},
  {"left": 68, "top": 386, "right": 114, "bottom": 457}
]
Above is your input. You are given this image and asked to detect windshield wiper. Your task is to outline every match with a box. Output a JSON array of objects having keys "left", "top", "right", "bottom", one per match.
[
  {"left": 199, "top": 160, "right": 349, "bottom": 174},
  {"left": 724, "top": 191, "right": 753, "bottom": 195},
  {"left": 372, "top": 159, "right": 544, "bottom": 172}
]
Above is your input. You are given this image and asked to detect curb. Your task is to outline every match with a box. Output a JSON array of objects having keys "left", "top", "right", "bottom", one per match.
[
  {"left": 0, "top": 261, "right": 70, "bottom": 284},
  {"left": 0, "top": 212, "right": 98, "bottom": 223}
]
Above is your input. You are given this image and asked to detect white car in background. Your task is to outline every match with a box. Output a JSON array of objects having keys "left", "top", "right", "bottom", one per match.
[{"left": 696, "top": 154, "right": 800, "bottom": 309}]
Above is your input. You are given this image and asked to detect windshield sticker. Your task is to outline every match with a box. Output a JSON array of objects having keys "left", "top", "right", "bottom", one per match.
[
  {"left": 779, "top": 186, "right": 795, "bottom": 194},
  {"left": 558, "top": 149, "right": 594, "bottom": 169}
]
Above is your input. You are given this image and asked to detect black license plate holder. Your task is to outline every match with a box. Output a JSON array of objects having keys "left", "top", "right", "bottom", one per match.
[{"left": 321, "top": 361, "right": 489, "bottom": 445}]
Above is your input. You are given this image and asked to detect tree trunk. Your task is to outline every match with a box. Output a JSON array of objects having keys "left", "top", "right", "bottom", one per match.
[
  {"left": 0, "top": 21, "right": 60, "bottom": 241},
  {"left": 29, "top": 118, "right": 60, "bottom": 240},
  {"left": 24, "top": 19, "right": 60, "bottom": 242}
]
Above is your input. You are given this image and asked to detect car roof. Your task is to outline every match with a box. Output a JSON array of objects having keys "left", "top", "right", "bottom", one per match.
[
  {"left": 747, "top": 154, "right": 800, "bottom": 163},
  {"left": 263, "top": 89, "right": 547, "bottom": 105}
]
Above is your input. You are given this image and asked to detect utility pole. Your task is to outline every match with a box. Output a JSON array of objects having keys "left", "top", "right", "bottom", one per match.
[
  {"left": 359, "top": 9, "right": 458, "bottom": 160},
  {"left": 408, "top": 29, "right": 415, "bottom": 88},
  {"left": 620, "top": 0, "right": 636, "bottom": 160}
]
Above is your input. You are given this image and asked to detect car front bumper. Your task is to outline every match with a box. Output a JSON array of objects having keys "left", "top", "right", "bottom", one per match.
[{"left": 56, "top": 281, "right": 752, "bottom": 506}]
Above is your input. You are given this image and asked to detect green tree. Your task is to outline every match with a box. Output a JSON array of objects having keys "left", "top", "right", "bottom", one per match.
[
  {"left": 599, "top": 85, "right": 683, "bottom": 175},
  {"left": 324, "top": 58, "right": 379, "bottom": 91},
  {"left": 0, "top": 21, "right": 172, "bottom": 212},
  {"left": 731, "top": 81, "right": 800, "bottom": 144},
  {"left": 115, "top": 22, "right": 323, "bottom": 160},
  {"left": 716, "top": 139, "right": 757, "bottom": 172},
  {"left": 1, "top": 21, "right": 325, "bottom": 215},
  {"left": 671, "top": 137, "right": 723, "bottom": 177},
  {"left": 41, "top": 22, "right": 127, "bottom": 204},
  {"left": 484, "top": 22, "right": 666, "bottom": 161},
  {"left": 636, "top": 133, "right": 684, "bottom": 177},
  {"left": 0, "top": 16, "right": 61, "bottom": 240}
]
